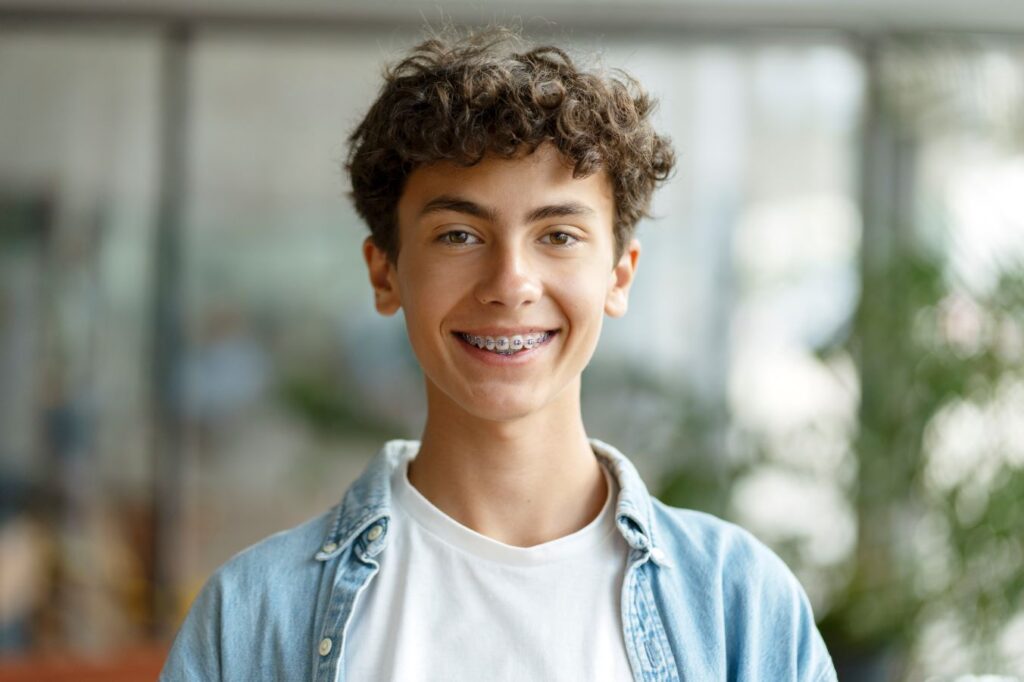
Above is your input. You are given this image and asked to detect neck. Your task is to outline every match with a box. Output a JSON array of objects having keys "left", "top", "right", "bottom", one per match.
[{"left": 407, "top": 382, "right": 608, "bottom": 547}]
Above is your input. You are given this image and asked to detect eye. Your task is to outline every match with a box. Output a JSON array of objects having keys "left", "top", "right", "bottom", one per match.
[
  {"left": 542, "top": 231, "right": 580, "bottom": 247},
  {"left": 438, "top": 230, "right": 481, "bottom": 246}
]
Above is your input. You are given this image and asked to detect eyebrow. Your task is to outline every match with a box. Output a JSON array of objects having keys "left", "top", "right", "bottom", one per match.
[{"left": 418, "top": 194, "right": 595, "bottom": 224}]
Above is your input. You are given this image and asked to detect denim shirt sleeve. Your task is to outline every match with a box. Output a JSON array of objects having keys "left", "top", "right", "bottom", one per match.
[
  {"left": 161, "top": 569, "right": 226, "bottom": 681},
  {"left": 749, "top": 553, "right": 836, "bottom": 682},
  {"left": 649, "top": 502, "right": 838, "bottom": 682},
  {"left": 727, "top": 530, "right": 835, "bottom": 680},
  {"left": 159, "top": 512, "right": 331, "bottom": 682}
]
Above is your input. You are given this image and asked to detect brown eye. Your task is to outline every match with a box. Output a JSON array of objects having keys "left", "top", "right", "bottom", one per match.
[
  {"left": 439, "top": 230, "right": 479, "bottom": 245},
  {"left": 544, "top": 231, "right": 579, "bottom": 247}
]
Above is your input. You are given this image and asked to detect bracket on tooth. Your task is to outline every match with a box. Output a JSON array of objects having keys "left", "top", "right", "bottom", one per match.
[{"left": 465, "top": 332, "right": 547, "bottom": 354}]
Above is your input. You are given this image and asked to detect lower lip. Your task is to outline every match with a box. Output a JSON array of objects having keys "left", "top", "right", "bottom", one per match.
[{"left": 453, "top": 332, "right": 558, "bottom": 366}]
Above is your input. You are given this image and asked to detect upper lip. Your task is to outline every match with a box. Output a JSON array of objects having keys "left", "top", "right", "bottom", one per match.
[{"left": 454, "top": 327, "right": 558, "bottom": 337}]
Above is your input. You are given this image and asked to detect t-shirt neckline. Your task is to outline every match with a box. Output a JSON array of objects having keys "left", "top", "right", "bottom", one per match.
[{"left": 392, "top": 452, "right": 619, "bottom": 567}]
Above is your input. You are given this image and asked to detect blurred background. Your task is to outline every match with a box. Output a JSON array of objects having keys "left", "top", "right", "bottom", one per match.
[{"left": 0, "top": 1, "right": 1022, "bottom": 680}]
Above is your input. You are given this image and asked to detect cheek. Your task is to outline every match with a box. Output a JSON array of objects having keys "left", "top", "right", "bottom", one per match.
[
  {"left": 398, "top": 262, "right": 467, "bottom": 332},
  {"left": 549, "top": 274, "right": 608, "bottom": 329}
]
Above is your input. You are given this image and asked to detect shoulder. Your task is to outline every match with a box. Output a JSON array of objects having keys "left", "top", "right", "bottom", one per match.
[
  {"left": 160, "top": 508, "right": 335, "bottom": 681},
  {"left": 185, "top": 507, "right": 335, "bottom": 635},
  {"left": 650, "top": 499, "right": 797, "bottom": 591},
  {"left": 210, "top": 508, "right": 333, "bottom": 592},
  {"left": 649, "top": 499, "right": 837, "bottom": 682}
]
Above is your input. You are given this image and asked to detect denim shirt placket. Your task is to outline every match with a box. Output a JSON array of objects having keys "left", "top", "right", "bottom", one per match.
[
  {"left": 617, "top": 512, "right": 681, "bottom": 682},
  {"left": 312, "top": 512, "right": 391, "bottom": 682}
]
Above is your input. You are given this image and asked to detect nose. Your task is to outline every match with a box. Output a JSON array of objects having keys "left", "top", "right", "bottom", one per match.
[{"left": 474, "top": 241, "right": 542, "bottom": 308}]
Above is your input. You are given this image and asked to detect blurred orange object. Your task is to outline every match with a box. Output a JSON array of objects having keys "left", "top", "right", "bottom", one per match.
[{"left": 0, "top": 645, "right": 168, "bottom": 682}]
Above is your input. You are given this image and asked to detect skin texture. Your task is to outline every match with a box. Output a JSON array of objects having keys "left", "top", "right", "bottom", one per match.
[{"left": 362, "top": 142, "right": 640, "bottom": 547}]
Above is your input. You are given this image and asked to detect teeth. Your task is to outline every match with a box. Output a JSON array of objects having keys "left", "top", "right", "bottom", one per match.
[{"left": 461, "top": 331, "right": 550, "bottom": 354}]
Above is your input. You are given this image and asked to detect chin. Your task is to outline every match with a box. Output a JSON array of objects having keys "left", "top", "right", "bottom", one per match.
[
  {"left": 458, "top": 394, "right": 542, "bottom": 423},
  {"left": 424, "top": 376, "right": 555, "bottom": 423}
]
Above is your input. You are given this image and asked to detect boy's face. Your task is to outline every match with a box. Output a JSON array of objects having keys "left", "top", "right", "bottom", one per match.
[{"left": 363, "top": 142, "right": 640, "bottom": 423}]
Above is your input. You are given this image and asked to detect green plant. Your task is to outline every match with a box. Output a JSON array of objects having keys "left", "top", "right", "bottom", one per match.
[
  {"left": 816, "top": 247, "right": 1024, "bottom": 674},
  {"left": 648, "top": 242, "right": 1024, "bottom": 677}
]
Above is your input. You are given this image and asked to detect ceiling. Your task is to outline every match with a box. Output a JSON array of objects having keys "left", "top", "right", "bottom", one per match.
[{"left": 0, "top": 0, "right": 1022, "bottom": 35}]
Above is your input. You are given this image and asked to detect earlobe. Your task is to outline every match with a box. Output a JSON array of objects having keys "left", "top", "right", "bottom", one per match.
[
  {"left": 604, "top": 237, "right": 641, "bottom": 318},
  {"left": 362, "top": 236, "right": 401, "bottom": 316}
]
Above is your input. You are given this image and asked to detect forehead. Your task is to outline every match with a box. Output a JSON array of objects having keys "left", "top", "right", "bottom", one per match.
[{"left": 397, "top": 143, "right": 614, "bottom": 221}]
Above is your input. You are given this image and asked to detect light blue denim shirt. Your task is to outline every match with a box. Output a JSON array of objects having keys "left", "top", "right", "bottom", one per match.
[{"left": 161, "top": 438, "right": 838, "bottom": 681}]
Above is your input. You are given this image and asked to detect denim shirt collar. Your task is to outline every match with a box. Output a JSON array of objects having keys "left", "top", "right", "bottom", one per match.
[{"left": 313, "top": 438, "right": 659, "bottom": 563}]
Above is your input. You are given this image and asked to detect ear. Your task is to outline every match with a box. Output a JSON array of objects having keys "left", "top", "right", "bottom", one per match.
[
  {"left": 362, "top": 236, "right": 401, "bottom": 316},
  {"left": 604, "top": 237, "right": 641, "bottom": 318}
]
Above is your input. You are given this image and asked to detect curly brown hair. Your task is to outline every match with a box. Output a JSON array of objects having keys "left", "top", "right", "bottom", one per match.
[{"left": 346, "top": 27, "right": 675, "bottom": 265}]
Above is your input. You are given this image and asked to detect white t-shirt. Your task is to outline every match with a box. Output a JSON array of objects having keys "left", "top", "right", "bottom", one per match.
[{"left": 342, "top": 453, "right": 634, "bottom": 681}]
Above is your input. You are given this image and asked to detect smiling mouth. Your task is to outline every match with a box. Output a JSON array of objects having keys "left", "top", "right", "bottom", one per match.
[{"left": 454, "top": 330, "right": 559, "bottom": 355}]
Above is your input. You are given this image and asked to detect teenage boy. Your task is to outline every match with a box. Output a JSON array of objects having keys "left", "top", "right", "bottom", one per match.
[{"left": 162, "top": 28, "right": 838, "bottom": 682}]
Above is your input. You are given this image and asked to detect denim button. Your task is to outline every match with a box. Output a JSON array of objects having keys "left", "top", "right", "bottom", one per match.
[
  {"left": 322, "top": 541, "right": 338, "bottom": 554},
  {"left": 367, "top": 524, "right": 383, "bottom": 541},
  {"left": 318, "top": 638, "right": 333, "bottom": 656},
  {"left": 649, "top": 546, "right": 672, "bottom": 567}
]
